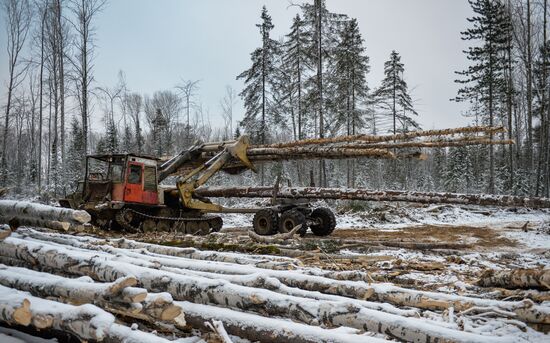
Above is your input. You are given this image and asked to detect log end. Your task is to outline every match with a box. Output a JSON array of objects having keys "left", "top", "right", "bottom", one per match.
[{"left": 13, "top": 299, "right": 32, "bottom": 326}]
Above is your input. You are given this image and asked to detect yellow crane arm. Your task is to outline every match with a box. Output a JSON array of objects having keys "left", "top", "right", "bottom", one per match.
[{"left": 176, "top": 135, "right": 256, "bottom": 212}]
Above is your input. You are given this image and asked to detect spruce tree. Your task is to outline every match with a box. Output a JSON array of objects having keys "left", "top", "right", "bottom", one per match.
[
  {"left": 332, "top": 18, "right": 370, "bottom": 135},
  {"left": 331, "top": 18, "right": 370, "bottom": 187},
  {"left": 66, "top": 117, "right": 85, "bottom": 190},
  {"left": 444, "top": 147, "right": 473, "bottom": 193},
  {"left": 374, "top": 51, "right": 419, "bottom": 134},
  {"left": 453, "top": 0, "right": 510, "bottom": 194},
  {"left": 237, "top": 6, "right": 280, "bottom": 145},
  {"left": 281, "top": 14, "right": 310, "bottom": 139}
]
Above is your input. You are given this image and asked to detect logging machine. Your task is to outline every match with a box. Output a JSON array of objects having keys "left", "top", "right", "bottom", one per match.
[{"left": 60, "top": 135, "right": 337, "bottom": 236}]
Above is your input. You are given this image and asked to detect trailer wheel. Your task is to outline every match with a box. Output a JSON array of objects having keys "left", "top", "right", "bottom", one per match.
[
  {"left": 280, "top": 209, "right": 306, "bottom": 233},
  {"left": 309, "top": 207, "right": 336, "bottom": 236},
  {"left": 253, "top": 209, "right": 278, "bottom": 235}
]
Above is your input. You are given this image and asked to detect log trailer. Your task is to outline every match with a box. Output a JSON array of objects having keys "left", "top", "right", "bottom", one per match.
[{"left": 60, "top": 135, "right": 337, "bottom": 236}]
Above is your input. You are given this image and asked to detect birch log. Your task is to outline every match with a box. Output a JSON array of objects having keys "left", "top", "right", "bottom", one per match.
[
  {"left": 0, "top": 200, "right": 91, "bottom": 224},
  {"left": 195, "top": 186, "right": 550, "bottom": 209},
  {"left": 0, "top": 238, "right": 519, "bottom": 342},
  {"left": 478, "top": 269, "right": 550, "bottom": 290},
  {"left": 181, "top": 301, "right": 381, "bottom": 343},
  {"left": 0, "top": 264, "right": 138, "bottom": 305}
]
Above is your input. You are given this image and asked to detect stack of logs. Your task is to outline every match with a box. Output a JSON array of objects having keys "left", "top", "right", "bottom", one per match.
[{"left": 176, "top": 126, "right": 514, "bottom": 173}]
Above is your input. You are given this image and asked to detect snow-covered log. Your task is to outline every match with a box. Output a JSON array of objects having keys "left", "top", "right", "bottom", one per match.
[
  {"left": 0, "top": 237, "right": 520, "bottom": 342},
  {"left": 195, "top": 186, "right": 550, "bottom": 209},
  {"left": 0, "top": 200, "right": 91, "bottom": 224},
  {"left": 0, "top": 224, "right": 10, "bottom": 241},
  {"left": 0, "top": 216, "right": 70, "bottom": 231},
  {"left": 0, "top": 285, "right": 171, "bottom": 342},
  {"left": 180, "top": 301, "right": 382, "bottom": 343},
  {"left": 20, "top": 229, "right": 301, "bottom": 269},
  {"left": 0, "top": 265, "right": 138, "bottom": 305},
  {"left": 478, "top": 269, "right": 550, "bottom": 290}
]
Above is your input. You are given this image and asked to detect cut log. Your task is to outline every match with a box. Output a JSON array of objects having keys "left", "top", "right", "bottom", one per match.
[
  {"left": 0, "top": 225, "right": 10, "bottom": 241},
  {"left": 195, "top": 186, "right": 550, "bottom": 209},
  {"left": 0, "top": 216, "right": 70, "bottom": 231},
  {"left": 0, "top": 264, "right": 138, "bottom": 305},
  {"left": 478, "top": 269, "right": 550, "bottom": 290},
  {"left": 0, "top": 200, "right": 91, "bottom": 224}
]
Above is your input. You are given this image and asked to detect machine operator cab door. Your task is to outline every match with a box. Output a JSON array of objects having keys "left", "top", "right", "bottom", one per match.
[{"left": 123, "top": 156, "right": 159, "bottom": 205}]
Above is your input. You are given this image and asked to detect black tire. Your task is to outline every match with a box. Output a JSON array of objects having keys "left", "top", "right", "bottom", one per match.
[
  {"left": 309, "top": 207, "right": 336, "bottom": 236},
  {"left": 253, "top": 209, "right": 278, "bottom": 235},
  {"left": 210, "top": 217, "right": 223, "bottom": 232},
  {"left": 279, "top": 209, "right": 306, "bottom": 233}
]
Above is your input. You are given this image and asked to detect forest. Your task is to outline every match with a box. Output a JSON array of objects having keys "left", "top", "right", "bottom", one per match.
[{"left": 1, "top": 0, "right": 549, "bottom": 199}]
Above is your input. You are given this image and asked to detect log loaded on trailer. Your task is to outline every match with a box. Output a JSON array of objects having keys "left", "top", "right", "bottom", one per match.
[{"left": 60, "top": 126, "right": 513, "bottom": 236}]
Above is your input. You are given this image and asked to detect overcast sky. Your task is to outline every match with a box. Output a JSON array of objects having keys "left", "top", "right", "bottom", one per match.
[{"left": 0, "top": 0, "right": 474, "bottom": 132}]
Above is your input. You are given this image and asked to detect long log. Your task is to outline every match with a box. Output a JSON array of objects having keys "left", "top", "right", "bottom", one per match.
[
  {"left": 0, "top": 236, "right": 512, "bottom": 343},
  {"left": 336, "top": 138, "right": 515, "bottom": 150},
  {"left": 478, "top": 269, "right": 550, "bottom": 290},
  {"left": 0, "top": 200, "right": 90, "bottom": 224},
  {"left": 195, "top": 186, "right": 550, "bottom": 209}
]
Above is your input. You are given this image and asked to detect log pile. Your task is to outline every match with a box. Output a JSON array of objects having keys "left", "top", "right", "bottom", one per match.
[
  {"left": 172, "top": 126, "right": 514, "bottom": 173},
  {"left": 0, "top": 227, "right": 547, "bottom": 342}
]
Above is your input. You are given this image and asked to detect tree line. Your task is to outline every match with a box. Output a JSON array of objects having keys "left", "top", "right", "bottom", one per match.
[{"left": 0, "top": 0, "right": 548, "bottom": 199}]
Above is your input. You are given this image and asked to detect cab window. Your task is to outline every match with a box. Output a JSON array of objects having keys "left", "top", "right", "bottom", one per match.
[
  {"left": 128, "top": 165, "right": 142, "bottom": 184},
  {"left": 111, "top": 164, "right": 124, "bottom": 183},
  {"left": 144, "top": 166, "right": 157, "bottom": 191}
]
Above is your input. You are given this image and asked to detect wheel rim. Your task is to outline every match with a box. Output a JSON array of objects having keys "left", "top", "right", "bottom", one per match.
[{"left": 283, "top": 219, "right": 294, "bottom": 231}]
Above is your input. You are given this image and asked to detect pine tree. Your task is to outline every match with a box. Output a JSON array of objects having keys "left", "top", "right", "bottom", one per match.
[
  {"left": 237, "top": 6, "right": 280, "bottom": 145},
  {"left": 454, "top": 0, "right": 511, "bottom": 194},
  {"left": 374, "top": 51, "right": 419, "bottom": 134}
]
